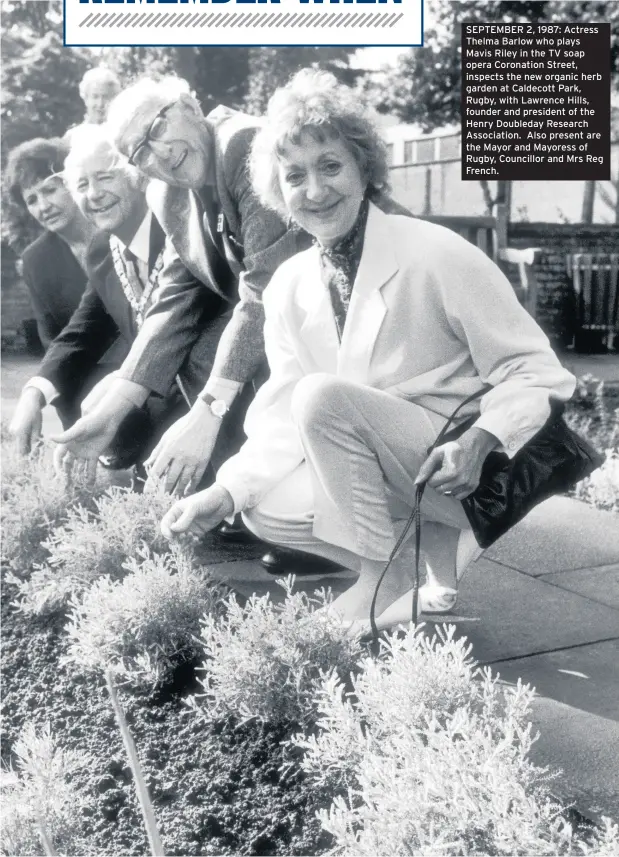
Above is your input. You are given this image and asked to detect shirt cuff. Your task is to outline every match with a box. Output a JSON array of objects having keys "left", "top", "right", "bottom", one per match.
[
  {"left": 473, "top": 411, "right": 538, "bottom": 459},
  {"left": 202, "top": 376, "right": 243, "bottom": 407},
  {"left": 109, "top": 377, "right": 149, "bottom": 409},
  {"left": 25, "top": 377, "right": 59, "bottom": 406}
]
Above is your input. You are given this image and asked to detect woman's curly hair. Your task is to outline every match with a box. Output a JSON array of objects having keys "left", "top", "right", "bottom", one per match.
[{"left": 249, "top": 68, "right": 390, "bottom": 217}]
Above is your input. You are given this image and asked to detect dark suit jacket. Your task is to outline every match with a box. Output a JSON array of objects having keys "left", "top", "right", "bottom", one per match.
[
  {"left": 21, "top": 232, "right": 88, "bottom": 350},
  {"left": 39, "top": 220, "right": 227, "bottom": 412},
  {"left": 115, "top": 105, "right": 313, "bottom": 397}
]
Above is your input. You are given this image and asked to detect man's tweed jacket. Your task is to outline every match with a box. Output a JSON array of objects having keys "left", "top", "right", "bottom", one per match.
[{"left": 114, "top": 105, "right": 312, "bottom": 397}]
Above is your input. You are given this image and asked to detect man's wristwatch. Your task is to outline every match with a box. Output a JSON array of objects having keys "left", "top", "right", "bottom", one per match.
[{"left": 198, "top": 392, "right": 229, "bottom": 419}]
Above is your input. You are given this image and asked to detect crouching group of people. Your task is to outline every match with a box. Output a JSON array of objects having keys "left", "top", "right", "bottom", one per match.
[{"left": 9, "top": 68, "right": 576, "bottom": 632}]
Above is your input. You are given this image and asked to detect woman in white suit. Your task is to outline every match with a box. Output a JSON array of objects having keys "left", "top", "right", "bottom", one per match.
[{"left": 161, "top": 70, "right": 576, "bottom": 631}]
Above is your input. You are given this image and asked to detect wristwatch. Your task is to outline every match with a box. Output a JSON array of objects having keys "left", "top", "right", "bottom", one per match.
[{"left": 199, "top": 392, "right": 229, "bottom": 419}]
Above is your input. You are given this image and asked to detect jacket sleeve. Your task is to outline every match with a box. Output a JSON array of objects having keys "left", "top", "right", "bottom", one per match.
[
  {"left": 208, "top": 151, "right": 311, "bottom": 385},
  {"left": 438, "top": 238, "right": 576, "bottom": 456},
  {"left": 38, "top": 281, "right": 120, "bottom": 399},
  {"left": 22, "top": 254, "right": 56, "bottom": 350},
  {"left": 215, "top": 264, "right": 307, "bottom": 512},
  {"left": 114, "top": 239, "right": 225, "bottom": 397}
]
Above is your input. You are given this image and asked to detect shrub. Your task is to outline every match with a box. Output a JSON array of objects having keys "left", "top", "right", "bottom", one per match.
[
  {"left": 65, "top": 545, "right": 221, "bottom": 690},
  {"left": 1, "top": 722, "right": 94, "bottom": 856},
  {"left": 294, "top": 625, "right": 619, "bottom": 856},
  {"left": 1, "top": 441, "right": 96, "bottom": 572},
  {"left": 564, "top": 376, "right": 619, "bottom": 513},
  {"left": 7, "top": 485, "right": 174, "bottom": 616},
  {"left": 571, "top": 449, "right": 619, "bottom": 513},
  {"left": 190, "top": 577, "right": 362, "bottom": 727},
  {"left": 565, "top": 375, "right": 619, "bottom": 453}
]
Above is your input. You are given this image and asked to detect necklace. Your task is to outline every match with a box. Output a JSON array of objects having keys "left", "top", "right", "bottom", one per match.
[{"left": 110, "top": 236, "right": 164, "bottom": 327}]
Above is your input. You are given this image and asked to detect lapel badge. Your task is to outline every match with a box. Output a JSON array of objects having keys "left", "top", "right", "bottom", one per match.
[{"left": 217, "top": 213, "right": 225, "bottom": 233}]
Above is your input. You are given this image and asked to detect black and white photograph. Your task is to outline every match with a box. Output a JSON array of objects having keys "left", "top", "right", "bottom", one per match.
[{"left": 1, "top": 1, "right": 618, "bottom": 854}]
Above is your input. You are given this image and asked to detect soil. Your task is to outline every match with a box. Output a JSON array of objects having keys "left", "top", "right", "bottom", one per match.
[{"left": 1, "top": 577, "right": 334, "bottom": 856}]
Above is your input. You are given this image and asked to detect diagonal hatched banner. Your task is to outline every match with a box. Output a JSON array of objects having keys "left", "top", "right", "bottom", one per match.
[{"left": 64, "top": 0, "right": 423, "bottom": 46}]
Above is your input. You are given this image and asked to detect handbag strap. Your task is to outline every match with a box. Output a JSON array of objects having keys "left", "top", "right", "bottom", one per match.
[{"left": 368, "top": 384, "right": 492, "bottom": 639}]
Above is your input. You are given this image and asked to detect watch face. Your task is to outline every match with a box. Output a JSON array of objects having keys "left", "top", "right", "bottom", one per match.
[{"left": 211, "top": 400, "right": 228, "bottom": 418}]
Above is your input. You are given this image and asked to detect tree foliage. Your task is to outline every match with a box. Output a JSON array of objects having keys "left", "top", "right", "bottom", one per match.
[
  {"left": 377, "top": 0, "right": 618, "bottom": 131},
  {"left": 100, "top": 46, "right": 251, "bottom": 114},
  {"left": 1, "top": 2, "right": 94, "bottom": 251},
  {"left": 1, "top": 5, "right": 92, "bottom": 156},
  {"left": 243, "top": 47, "right": 356, "bottom": 116}
]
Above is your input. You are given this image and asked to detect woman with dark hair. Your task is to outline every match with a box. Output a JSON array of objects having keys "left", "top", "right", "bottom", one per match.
[
  {"left": 160, "top": 69, "right": 576, "bottom": 633},
  {"left": 6, "top": 137, "right": 97, "bottom": 349},
  {"left": 7, "top": 137, "right": 103, "bottom": 456}
]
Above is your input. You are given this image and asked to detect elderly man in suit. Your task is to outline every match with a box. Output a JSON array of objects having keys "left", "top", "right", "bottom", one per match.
[
  {"left": 53, "top": 77, "right": 310, "bottom": 503},
  {"left": 6, "top": 138, "right": 97, "bottom": 350},
  {"left": 11, "top": 128, "right": 228, "bottom": 476}
]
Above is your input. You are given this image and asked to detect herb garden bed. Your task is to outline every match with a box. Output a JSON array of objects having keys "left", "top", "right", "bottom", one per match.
[
  {"left": 1, "top": 595, "right": 329, "bottom": 856},
  {"left": 2, "top": 401, "right": 619, "bottom": 855}
]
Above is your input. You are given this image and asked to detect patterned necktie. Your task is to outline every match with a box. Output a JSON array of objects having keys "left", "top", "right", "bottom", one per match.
[{"left": 123, "top": 246, "right": 144, "bottom": 300}]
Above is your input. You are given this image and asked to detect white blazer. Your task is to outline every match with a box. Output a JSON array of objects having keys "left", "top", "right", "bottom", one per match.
[{"left": 217, "top": 203, "right": 576, "bottom": 515}]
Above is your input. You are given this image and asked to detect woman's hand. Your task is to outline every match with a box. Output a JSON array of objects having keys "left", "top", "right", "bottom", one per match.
[
  {"left": 415, "top": 427, "right": 499, "bottom": 501},
  {"left": 160, "top": 484, "right": 234, "bottom": 540}
]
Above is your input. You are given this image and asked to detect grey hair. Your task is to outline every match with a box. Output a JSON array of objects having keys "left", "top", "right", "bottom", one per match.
[
  {"left": 79, "top": 66, "right": 120, "bottom": 99},
  {"left": 64, "top": 125, "right": 146, "bottom": 193},
  {"left": 105, "top": 76, "right": 192, "bottom": 155},
  {"left": 249, "top": 68, "right": 390, "bottom": 218}
]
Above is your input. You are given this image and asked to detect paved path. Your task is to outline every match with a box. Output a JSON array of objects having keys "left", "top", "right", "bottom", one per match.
[{"left": 3, "top": 353, "right": 619, "bottom": 824}]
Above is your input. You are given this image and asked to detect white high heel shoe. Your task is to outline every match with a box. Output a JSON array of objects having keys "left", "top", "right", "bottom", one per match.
[
  {"left": 363, "top": 529, "right": 483, "bottom": 636},
  {"left": 330, "top": 530, "right": 484, "bottom": 640}
]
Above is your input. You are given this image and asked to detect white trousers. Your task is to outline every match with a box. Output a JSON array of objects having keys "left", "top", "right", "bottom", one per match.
[{"left": 243, "top": 374, "right": 477, "bottom": 573}]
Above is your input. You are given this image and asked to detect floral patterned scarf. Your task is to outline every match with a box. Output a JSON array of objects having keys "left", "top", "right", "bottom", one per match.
[{"left": 316, "top": 196, "right": 369, "bottom": 342}]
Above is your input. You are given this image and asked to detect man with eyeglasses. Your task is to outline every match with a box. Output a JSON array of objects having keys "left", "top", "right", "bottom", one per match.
[{"left": 54, "top": 76, "right": 311, "bottom": 512}]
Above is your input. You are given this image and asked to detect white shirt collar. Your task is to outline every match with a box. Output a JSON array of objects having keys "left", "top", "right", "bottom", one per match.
[{"left": 117, "top": 211, "right": 152, "bottom": 266}]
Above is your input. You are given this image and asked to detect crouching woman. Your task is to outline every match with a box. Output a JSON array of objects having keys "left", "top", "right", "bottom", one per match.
[{"left": 160, "top": 70, "right": 576, "bottom": 632}]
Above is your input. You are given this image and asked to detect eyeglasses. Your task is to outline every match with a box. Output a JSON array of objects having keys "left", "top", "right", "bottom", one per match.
[{"left": 127, "top": 101, "right": 176, "bottom": 168}]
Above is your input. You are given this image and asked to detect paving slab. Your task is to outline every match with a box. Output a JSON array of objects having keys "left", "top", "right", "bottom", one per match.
[
  {"left": 442, "top": 557, "right": 619, "bottom": 663},
  {"left": 540, "top": 563, "right": 619, "bottom": 611},
  {"left": 208, "top": 557, "right": 357, "bottom": 603},
  {"left": 494, "top": 639, "right": 619, "bottom": 722},
  {"left": 527, "top": 694, "right": 619, "bottom": 823},
  {"left": 486, "top": 496, "right": 619, "bottom": 575},
  {"left": 560, "top": 352, "right": 619, "bottom": 386}
]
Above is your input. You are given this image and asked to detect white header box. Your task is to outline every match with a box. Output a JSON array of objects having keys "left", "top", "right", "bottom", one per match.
[{"left": 64, "top": 0, "right": 424, "bottom": 47}]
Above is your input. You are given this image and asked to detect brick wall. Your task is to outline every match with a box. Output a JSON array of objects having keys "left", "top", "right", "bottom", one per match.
[{"left": 507, "top": 223, "right": 619, "bottom": 346}]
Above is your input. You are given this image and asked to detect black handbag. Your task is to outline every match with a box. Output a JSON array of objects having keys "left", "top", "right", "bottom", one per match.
[
  {"left": 434, "top": 385, "right": 604, "bottom": 549},
  {"left": 369, "top": 386, "right": 604, "bottom": 636}
]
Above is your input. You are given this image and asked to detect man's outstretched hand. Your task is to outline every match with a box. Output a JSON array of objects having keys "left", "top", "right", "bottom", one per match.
[
  {"left": 50, "top": 393, "right": 134, "bottom": 462},
  {"left": 145, "top": 400, "right": 221, "bottom": 495},
  {"left": 53, "top": 443, "right": 97, "bottom": 491},
  {"left": 160, "top": 484, "right": 234, "bottom": 540}
]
